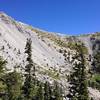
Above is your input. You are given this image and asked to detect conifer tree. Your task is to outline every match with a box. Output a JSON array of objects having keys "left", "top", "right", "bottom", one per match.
[
  {"left": 44, "top": 81, "right": 50, "bottom": 100},
  {"left": 49, "top": 85, "right": 53, "bottom": 100},
  {"left": 53, "top": 81, "right": 63, "bottom": 100},
  {"left": 0, "top": 57, "right": 7, "bottom": 77},
  {"left": 67, "top": 43, "right": 89, "bottom": 100},
  {"left": 77, "top": 44, "right": 89, "bottom": 100},
  {"left": 67, "top": 62, "right": 80, "bottom": 99},
  {"left": 4, "top": 70, "right": 22, "bottom": 100},
  {"left": 37, "top": 83, "right": 44, "bottom": 100},
  {"left": 0, "top": 57, "right": 7, "bottom": 100},
  {"left": 92, "top": 51, "right": 100, "bottom": 73},
  {"left": 22, "top": 38, "right": 35, "bottom": 100}
]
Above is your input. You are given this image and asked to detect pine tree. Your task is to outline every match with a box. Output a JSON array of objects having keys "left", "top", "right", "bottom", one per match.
[
  {"left": 0, "top": 57, "right": 7, "bottom": 100},
  {"left": 22, "top": 38, "right": 35, "bottom": 100},
  {"left": 67, "top": 43, "right": 89, "bottom": 100},
  {"left": 92, "top": 51, "right": 100, "bottom": 73},
  {"left": 44, "top": 81, "right": 50, "bottom": 100},
  {"left": 67, "top": 62, "right": 80, "bottom": 99},
  {"left": 53, "top": 81, "right": 63, "bottom": 100},
  {"left": 49, "top": 85, "right": 54, "bottom": 100},
  {"left": 37, "top": 83, "right": 44, "bottom": 100},
  {"left": 3, "top": 70, "right": 22, "bottom": 100},
  {"left": 77, "top": 44, "right": 89, "bottom": 100},
  {"left": 0, "top": 57, "right": 7, "bottom": 77}
]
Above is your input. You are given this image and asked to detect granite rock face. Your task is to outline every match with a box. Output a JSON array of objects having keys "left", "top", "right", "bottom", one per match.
[{"left": 0, "top": 12, "right": 100, "bottom": 100}]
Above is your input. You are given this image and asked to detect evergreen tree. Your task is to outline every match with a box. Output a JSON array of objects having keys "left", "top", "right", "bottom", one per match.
[
  {"left": 67, "top": 43, "right": 89, "bottom": 100},
  {"left": 37, "top": 83, "right": 44, "bottom": 100},
  {"left": 0, "top": 57, "right": 7, "bottom": 77},
  {"left": 92, "top": 51, "right": 100, "bottom": 73},
  {"left": 22, "top": 38, "right": 35, "bottom": 100},
  {"left": 53, "top": 81, "right": 63, "bottom": 100},
  {"left": 44, "top": 81, "right": 50, "bottom": 100},
  {"left": 3, "top": 70, "right": 22, "bottom": 100},
  {"left": 67, "top": 62, "right": 80, "bottom": 99},
  {"left": 49, "top": 85, "right": 54, "bottom": 100},
  {"left": 78, "top": 44, "right": 89, "bottom": 100},
  {"left": 0, "top": 57, "right": 7, "bottom": 100}
]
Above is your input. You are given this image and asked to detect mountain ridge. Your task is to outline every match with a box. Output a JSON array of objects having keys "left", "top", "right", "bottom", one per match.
[{"left": 0, "top": 12, "right": 100, "bottom": 100}]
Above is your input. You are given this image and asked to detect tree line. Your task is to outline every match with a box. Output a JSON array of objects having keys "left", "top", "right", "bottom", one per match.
[{"left": 0, "top": 39, "right": 90, "bottom": 100}]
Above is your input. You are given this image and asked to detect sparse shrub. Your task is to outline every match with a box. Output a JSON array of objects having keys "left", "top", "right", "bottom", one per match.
[
  {"left": 88, "top": 74, "right": 100, "bottom": 90},
  {"left": 59, "top": 49, "right": 63, "bottom": 53}
]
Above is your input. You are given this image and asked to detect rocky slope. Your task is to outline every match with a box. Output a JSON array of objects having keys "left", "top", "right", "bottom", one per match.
[{"left": 0, "top": 12, "right": 100, "bottom": 99}]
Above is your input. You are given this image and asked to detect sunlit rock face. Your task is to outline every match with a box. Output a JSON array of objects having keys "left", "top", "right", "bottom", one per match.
[{"left": 0, "top": 12, "right": 100, "bottom": 100}]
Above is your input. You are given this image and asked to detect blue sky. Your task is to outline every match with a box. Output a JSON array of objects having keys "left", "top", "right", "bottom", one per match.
[{"left": 0, "top": 0, "right": 100, "bottom": 35}]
